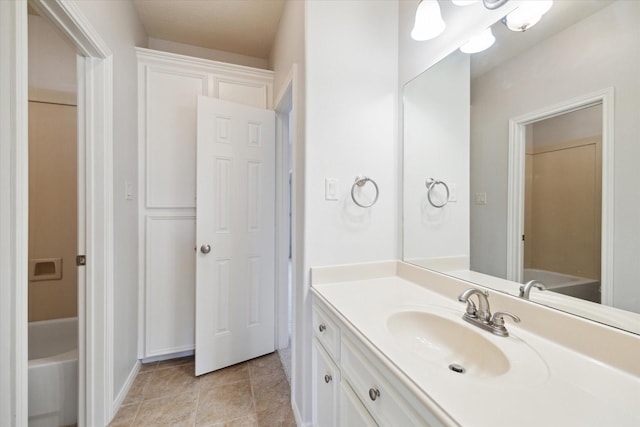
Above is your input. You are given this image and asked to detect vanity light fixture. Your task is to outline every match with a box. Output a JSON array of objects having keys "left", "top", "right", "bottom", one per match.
[
  {"left": 482, "top": 0, "right": 509, "bottom": 9},
  {"left": 503, "top": 0, "right": 553, "bottom": 32},
  {"left": 411, "top": 0, "right": 446, "bottom": 41},
  {"left": 451, "top": 0, "right": 478, "bottom": 6},
  {"left": 460, "top": 27, "right": 496, "bottom": 54}
]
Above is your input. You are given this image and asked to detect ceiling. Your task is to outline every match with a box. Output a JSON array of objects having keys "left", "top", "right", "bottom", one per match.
[{"left": 132, "top": 0, "right": 286, "bottom": 59}]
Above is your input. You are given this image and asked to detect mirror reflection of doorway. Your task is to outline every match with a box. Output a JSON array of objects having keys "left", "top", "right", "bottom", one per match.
[{"left": 523, "top": 104, "right": 602, "bottom": 303}]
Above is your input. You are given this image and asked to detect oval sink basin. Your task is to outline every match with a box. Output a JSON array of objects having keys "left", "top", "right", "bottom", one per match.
[{"left": 387, "top": 310, "right": 510, "bottom": 378}]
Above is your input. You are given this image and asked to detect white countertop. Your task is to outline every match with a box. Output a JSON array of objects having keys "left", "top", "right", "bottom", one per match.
[{"left": 312, "top": 272, "right": 640, "bottom": 427}]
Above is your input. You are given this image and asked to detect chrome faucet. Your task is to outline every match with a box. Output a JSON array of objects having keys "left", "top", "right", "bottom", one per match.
[
  {"left": 458, "top": 288, "right": 521, "bottom": 337},
  {"left": 519, "top": 280, "right": 546, "bottom": 299},
  {"left": 458, "top": 288, "right": 491, "bottom": 321}
]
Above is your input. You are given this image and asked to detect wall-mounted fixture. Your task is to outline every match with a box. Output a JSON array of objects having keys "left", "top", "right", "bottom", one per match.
[
  {"left": 482, "top": 0, "right": 509, "bottom": 10},
  {"left": 413, "top": 0, "right": 511, "bottom": 42},
  {"left": 503, "top": 0, "right": 553, "bottom": 32},
  {"left": 452, "top": 0, "right": 510, "bottom": 10},
  {"left": 351, "top": 176, "right": 379, "bottom": 208},
  {"left": 452, "top": 0, "right": 479, "bottom": 6},
  {"left": 460, "top": 27, "right": 495, "bottom": 53},
  {"left": 411, "top": 0, "right": 446, "bottom": 41}
]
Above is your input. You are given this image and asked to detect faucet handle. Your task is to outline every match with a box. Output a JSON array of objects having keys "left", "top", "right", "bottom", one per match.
[
  {"left": 463, "top": 299, "right": 477, "bottom": 316},
  {"left": 491, "top": 311, "right": 521, "bottom": 327}
]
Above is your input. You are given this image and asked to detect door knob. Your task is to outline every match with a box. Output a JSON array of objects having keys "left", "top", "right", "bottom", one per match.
[{"left": 200, "top": 244, "right": 211, "bottom": 254}]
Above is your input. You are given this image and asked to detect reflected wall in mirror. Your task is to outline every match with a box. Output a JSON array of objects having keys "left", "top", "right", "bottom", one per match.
[{"left": 402, "top": 0, "right": 640, "bottom": 334}]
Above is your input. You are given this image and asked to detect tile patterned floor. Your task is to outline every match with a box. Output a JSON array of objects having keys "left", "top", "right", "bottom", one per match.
[{"left": 109, "top": 352, "right": 296, "bottom": 427}]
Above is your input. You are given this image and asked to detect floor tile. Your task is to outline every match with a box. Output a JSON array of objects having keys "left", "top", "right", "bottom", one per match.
[
  {"left": 276, "top": 348, "right": 291, "bottom": 383},
  {"left": 109, "top": 402, "right": 140, "bottom": 427},
  {"left": 156, "top": 355, "right": 195, "bottom": 370},
  {"left": 248, "top": 352, "right": 284, "bottom": 379},
  {"left": 122, "top": 372, "right": 151, "bottom": 405},
  {"left": 200, "top": 362, "right": 249, "bottom": 390},
  {"left": 208, "top": 413, "right": 259, "bottom": 427},
  {"left": 144, "top": 362, "right": 200, "bottom": 400},
  {"left": 251, "top": 370, "right": 290, "bottom": 413},
  {"left": 133, "top": 391, "right": 198, "bottom": 426},
  {"left": 138, "top": 361, "right": 158, "bottom": 373},
  {"left": 196, "top": 380, "right": 255, "bottom": 426},
  {"left": 115, "top": 353, "right": 297, "bottom": 427},
  {"left": 256, "top": 404, "right": 296, "bottom": 427}
]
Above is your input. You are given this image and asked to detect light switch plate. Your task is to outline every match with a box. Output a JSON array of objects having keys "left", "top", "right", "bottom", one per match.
[
  {"left": 325, "top": 178, "right": 338, "bottom": 201},
  {"left": 474, "top": 192, "right": 487, "bottom": 205},
  {"left": 449, "top": 183, "right": 457, "bottom": 202},
  {"left": 125, "top": 182, "right": 134, "bottom": 200}
]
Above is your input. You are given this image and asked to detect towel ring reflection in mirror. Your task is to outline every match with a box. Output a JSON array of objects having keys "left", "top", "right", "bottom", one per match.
[
  {"left": 351, "top": 176, "right": 379, "bottom": 208},
  {"left": 425, "top": 178, "right": 450, "bottom": 208}
]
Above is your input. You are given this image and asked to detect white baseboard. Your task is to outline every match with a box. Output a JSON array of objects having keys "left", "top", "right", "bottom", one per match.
[
  {"left": 111, "top": 360, "right": 141, "bottom": 420},
  {"left": 291, "top": 398, "right": 311, "bottom": 427}
]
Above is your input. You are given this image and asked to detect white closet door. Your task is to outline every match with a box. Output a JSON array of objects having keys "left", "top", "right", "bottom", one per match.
[{"left": 195, "top": 96, "right": 275, "bottom": 375}]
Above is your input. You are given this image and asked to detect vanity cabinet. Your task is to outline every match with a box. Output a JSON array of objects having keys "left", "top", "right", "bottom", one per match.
[
  {"left": 312, "top": 338, "right": 340, "bottom": 426},
  {"left": 312, "top": 300, "right": 445, "bottom": 427},
  {"left": 137, "top": 48, "right": 273, "bottom": 358}
]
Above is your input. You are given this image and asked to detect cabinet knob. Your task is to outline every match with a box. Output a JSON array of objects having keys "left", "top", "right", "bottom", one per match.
[
  {"left": 318, "top": 324, "right": 326, "bottom": 333},
  {"left": 200, "top": 244, "right": 211, "bottom": 254},
  {"left": 324, "top": 374, "right": 332, "bottom": 384},
  {"left": 368, "top": 387, "right": 380, "bottom": 401}
]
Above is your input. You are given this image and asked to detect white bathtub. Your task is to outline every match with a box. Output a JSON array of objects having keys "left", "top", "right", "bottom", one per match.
[
  {"left": 28, "top": 317, "right": 78, "bottom": 427},
  {"left": 523, "top": 268, "right": 600, "bottom": 303}
]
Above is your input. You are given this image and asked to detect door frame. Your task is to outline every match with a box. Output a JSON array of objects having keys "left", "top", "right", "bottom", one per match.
[
  {"left": 1, "top": 0, "right": 115, "bottom": 425},
  {"left": 506, "top": 87, "right": 614, "bottom": 304},
  {"left": 274, "top": 71, "right": 294, "bottom": 351}
]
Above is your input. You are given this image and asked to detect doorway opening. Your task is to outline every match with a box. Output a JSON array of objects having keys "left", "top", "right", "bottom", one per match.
[
  {"left": 522, "top": 105, "right": 602, "bottom": 303},
  {"left": 27, "top": 10, "right": 80, "bottom": 427},
  {"left": 507, "top": 88, "right": 614, "bottom": 306}
]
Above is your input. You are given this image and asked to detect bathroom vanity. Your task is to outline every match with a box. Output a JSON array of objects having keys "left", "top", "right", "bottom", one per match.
[{"left": 310, "top": 261, "right": 640, "bottom": 427}]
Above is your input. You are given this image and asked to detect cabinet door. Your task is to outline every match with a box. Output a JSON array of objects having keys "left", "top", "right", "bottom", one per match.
[
  {"left": 340, "top": 381, "right": 378, "bottom": 427},
  {"left": 312, "top": 339, "right": 340, "bottom": 427}
]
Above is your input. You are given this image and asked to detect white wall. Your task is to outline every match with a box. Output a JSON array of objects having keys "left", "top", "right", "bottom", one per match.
[
  {"left": 268, "top": 0, "right": 308, "bottom": 422},
  {"left": 28, "top": 14, "right": 76, "bottom": 93},
  {"left": 271, "top": 0, "right": 399, "bottom": 424},
  {"left": 530, "top": 105, "right": 602, "bottom": 149},
  {"left": 69, "top": 0, "right": 148, "bottom": 406},
  {"left": 149, "top": 37, "right": 268, "bottom": 69},
  {"left": 306, "top": 0, "right": 398, "bottom": 267},
  {"left": 470, "top": 0, "right": 640, "bottom": 313}
]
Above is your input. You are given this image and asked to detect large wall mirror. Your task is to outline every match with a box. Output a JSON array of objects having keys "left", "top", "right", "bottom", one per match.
[{"left": 403, "top": 0, "right": 640, "bottom": 334}]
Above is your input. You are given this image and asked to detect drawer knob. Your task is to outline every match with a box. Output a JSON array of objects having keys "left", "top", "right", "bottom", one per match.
[
  {"left": 318, "top": 324, "right": 327, "bottom": 333},
  {"left": 324, "top": 374, "right": 332, "bottom": 384},
  {"left": 369, "top": 387, "right": 380, "bottom": 401}
]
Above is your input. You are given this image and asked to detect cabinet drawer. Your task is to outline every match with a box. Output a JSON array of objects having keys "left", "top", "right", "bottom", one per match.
[
  {"left": 312, "top": 338, "right": 340, "bottom": 427},
  {"left": 341, "top": 335, "right": 425, "bottom": 427},
  {"left": 313, "top": 305, "right": 340, "bottom": 359},
  {"left": 340, "top": 381, "right": 379, "bottom": 427}
]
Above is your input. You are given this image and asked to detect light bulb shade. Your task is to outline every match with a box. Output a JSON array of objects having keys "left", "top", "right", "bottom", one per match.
[
  {"left": 452, "top": 0, "right": 478, "bottom": 5},
  {"left": 411, "top": 0, "right": 446, "bottom": 41},
  {"left": 460, "top": 27, "right": 496, "bottom": 54},
  {"left": 505, "top": 1, "right": 553, "bottom": 32}
]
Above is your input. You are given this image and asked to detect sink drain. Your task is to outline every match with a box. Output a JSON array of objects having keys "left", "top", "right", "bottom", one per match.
[{"left": 448, "top": 363, "right": 466, "bottom": 374}]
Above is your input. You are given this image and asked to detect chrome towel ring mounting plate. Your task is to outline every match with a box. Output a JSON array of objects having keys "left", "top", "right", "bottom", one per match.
[
  {"left": 351, "top": 176, "right": 379, "bottom": 208},
  {"left": 425, "top": 178, "right": 450, "bottom": 208}
]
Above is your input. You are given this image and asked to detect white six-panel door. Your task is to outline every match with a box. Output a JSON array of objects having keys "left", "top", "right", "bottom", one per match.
[{"left": 195, "top": 96, "right": 276, "bottom": 375}]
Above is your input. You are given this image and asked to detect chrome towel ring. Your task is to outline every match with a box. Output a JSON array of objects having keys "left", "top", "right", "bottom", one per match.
[
  {"left": 425, "top": 178, "right": 450, "bottom": 208},
  {"left": 351, "top": 176, "right": 379, "bottom": 208}
]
